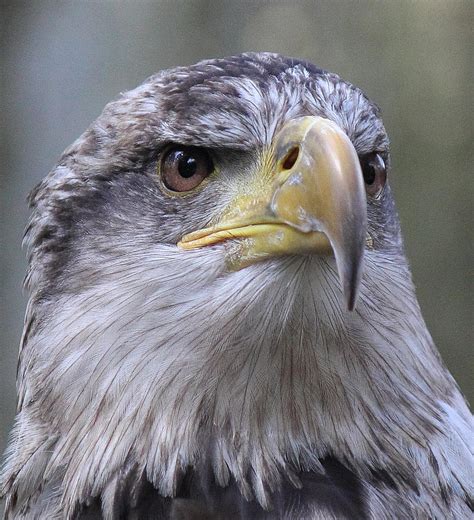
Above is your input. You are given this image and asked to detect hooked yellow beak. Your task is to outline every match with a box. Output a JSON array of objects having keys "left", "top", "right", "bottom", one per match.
[{"left": 179, "top": 116, "right": 367, "bottom": 310}]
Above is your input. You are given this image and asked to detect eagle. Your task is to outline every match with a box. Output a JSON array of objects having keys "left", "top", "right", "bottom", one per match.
[{"left": 1, "top": 52, "right": 472, "bottom": 519}]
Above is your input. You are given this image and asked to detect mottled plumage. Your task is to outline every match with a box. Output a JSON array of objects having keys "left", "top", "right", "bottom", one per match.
[{"left": 1, "top": 53, "right": 472, "bottom": 519}]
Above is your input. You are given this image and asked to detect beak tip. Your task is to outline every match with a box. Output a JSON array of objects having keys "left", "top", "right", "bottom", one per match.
[
  {"left": 346, "top": 289, "right": 358, "bottom": 311},
  {"left": 336, "top": 247, "right": 364, "bottom": 312}
]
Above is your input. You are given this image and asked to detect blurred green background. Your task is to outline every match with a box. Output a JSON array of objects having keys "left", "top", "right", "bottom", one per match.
[{"left": 1, "top": 0, "right": 472, "bottom": 482}]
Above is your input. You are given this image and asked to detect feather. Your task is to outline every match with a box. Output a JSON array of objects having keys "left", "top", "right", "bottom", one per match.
[{"left": 1, "top": 53, "right": 472, "bottom": 519}]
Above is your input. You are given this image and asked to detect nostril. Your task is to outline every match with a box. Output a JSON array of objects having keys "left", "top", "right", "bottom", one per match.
[{"left": 282, "top": 146, "right": 300, "bottom": 170}]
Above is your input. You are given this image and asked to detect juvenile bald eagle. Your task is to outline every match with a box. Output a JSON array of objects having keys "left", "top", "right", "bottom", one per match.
[{"left": 1, "top": 53, "right": 472, "bottom": 519}]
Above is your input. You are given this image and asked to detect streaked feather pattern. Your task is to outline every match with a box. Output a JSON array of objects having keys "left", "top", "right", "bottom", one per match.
[{"left": 1, "top": 53, "right": 472, "bottom": 519}]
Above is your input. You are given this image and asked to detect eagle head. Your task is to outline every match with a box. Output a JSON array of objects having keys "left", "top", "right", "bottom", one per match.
[{"left": 1, "top": 53, "right": 472, "bottom": 519}]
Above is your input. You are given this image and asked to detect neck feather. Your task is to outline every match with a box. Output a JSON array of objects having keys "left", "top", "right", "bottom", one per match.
[{"left": 14, "top": 247, "right": 466, "bottom": 513}]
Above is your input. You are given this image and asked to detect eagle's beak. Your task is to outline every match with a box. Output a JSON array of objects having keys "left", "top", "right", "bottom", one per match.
[{"left": 179, "top": 116, "right": 367, "bottom": 310}]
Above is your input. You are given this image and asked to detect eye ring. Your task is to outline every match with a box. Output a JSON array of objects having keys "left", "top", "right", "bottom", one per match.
[
  {"left": 359, "top": 153, "right": 387, "bottom": 198},
  {"left": 159, "top": 145, "right": 214, "bottom": 194}
]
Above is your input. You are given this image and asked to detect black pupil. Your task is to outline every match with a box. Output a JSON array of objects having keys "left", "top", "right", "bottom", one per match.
[
  {"left": 363, "top": 161, "right": 376, "bottom": 185},
  {"left": 177, "top": 153, "right": 198, "bottom": 178},
  {"left": 361, "top": 154, "right": 383, "bottom": 185}
]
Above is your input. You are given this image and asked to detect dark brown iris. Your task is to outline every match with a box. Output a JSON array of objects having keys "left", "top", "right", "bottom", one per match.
[
  {"left": 360, "top": 153, "right": 387, "bottom": 198},
  {"left": 161, "top": 146, "right": 214, "bottom": 192}
]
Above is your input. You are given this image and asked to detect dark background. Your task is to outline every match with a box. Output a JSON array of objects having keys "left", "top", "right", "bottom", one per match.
[{"left": 1, "top": 1, "right": 472, "bottom": 502}]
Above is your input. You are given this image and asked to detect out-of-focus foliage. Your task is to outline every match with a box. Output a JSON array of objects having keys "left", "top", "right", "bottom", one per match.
[{"left": 1, "top": 0, "right": 471, "bottom": 471}]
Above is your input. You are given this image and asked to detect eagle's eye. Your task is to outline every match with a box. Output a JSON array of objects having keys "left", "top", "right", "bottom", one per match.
[
  {"left": 160, "top": 146, "right": 214, "bottom": 193},
  {"left": 359, "top": 152, "right": 387, "bottom": 198}
]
